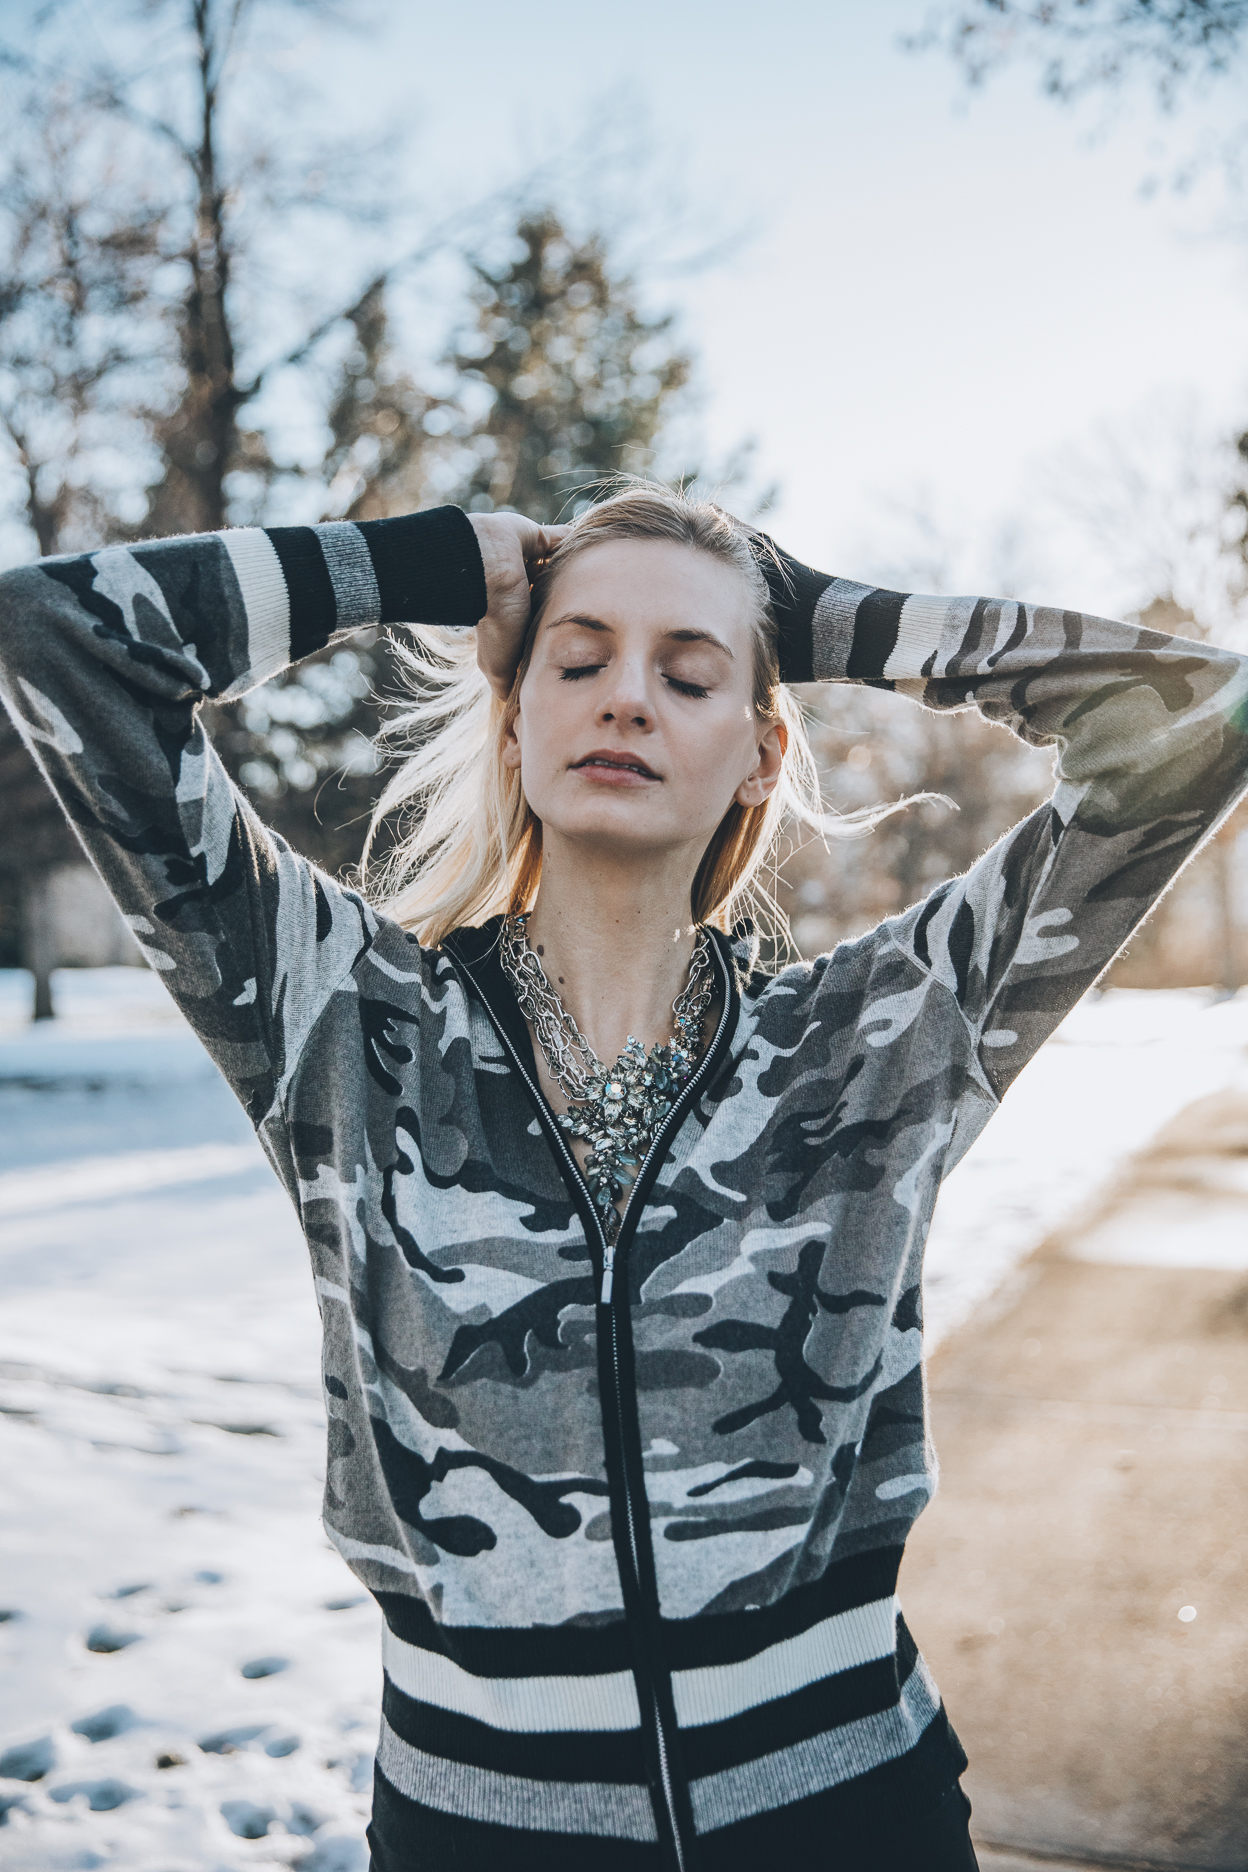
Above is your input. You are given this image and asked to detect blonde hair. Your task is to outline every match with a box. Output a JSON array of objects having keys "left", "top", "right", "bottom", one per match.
[{"left": 361, "top": 484, "right": 877, "bottom": 951}]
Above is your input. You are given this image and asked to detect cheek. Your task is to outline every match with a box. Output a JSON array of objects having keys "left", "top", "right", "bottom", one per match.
[
  {"left": 511, "top": 676, "right": 571, "bottom": 789},
  {"left": 672, "top": 706, "right": 757, "bottom": 800}
]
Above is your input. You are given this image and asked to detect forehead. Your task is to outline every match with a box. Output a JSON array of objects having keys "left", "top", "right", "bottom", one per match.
[{"left": 540, "top": 537, "right": 757, "bottom": 645}]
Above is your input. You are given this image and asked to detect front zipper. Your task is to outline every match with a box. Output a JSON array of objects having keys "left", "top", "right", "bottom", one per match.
[
  {"left": 598, "top": 956, "right": 731, "bottom": 1872},
  {"left": 609, "top": 1298, "right": 685, "bottom": 1868},
  {"left": 448, "top": 937, "right": 735, "bottom": 1872}
]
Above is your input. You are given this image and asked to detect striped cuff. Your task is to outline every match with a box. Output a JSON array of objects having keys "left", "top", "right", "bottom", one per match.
[
  {"left": 759, "top": 537, "right": 921, "bottom": 686},
  {"left": 759, "top": 545, "right": 833, "bottom": 684},
  {"left": 259, "top": 505, "right": 486, "bottom": 663}
]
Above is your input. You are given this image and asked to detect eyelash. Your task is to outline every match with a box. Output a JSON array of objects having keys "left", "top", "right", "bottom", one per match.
[{"left": 558, "top": 666, "right": 710, "bottom": 700}]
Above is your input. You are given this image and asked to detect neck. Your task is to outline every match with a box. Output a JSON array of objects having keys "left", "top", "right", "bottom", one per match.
[{"left": 523, "top": 840, "right": 705, "bottom": 1067}]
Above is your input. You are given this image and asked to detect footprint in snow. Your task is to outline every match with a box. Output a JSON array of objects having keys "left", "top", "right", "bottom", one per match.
[
  {"left": 0, "top": 1608, "right": 21, "bottom": 1623},
  {"left": 287, "top": 1801, "right": 326, "bottom": 1835},
  {"left": 71, "top": 1706, "right": 140, "bottom": 1744},
  {"left": 199, "top": 1723, "right": 301, "bottom": 1758},
  {"left": 326, "top": 1750, "right": 374, "bottom": 1794},
  {"left": 85, "top": 1624, "right": 141, "bottom": 1653},
  {"left": 220, "top": 1797, "right": 329, "bottom": 1841},
  {"left": 195, "top": 1419, "right": 280, "bottom": 1436},
  {"left": 301, "top": 1838, "right": 369, "bottom": 1872},
  {"left": 0, "top": 1736, "right": 56, "bottom": 1781},
  {"left": 199, "top": 1724, "right": 268, "bottom": 1755},
  {"left": 221, "top": 1798, "right": 277, "bottom": 1839},
  {"left": 324, "top": 1595, "right": 367, "bottom": 1611},
  {"left": 240, "top": 1655, "right": 288, "bottom": 1678},
  {"left": 48, "top": 1778, "right": 140, "bottom": 1811}
]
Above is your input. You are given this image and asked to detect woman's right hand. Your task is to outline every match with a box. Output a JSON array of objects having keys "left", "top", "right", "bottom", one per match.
[{"left": 468, "top": 512, "right": 567, "bottom": 700}]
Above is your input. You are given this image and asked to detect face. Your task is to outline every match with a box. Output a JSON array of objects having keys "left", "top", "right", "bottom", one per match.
[{"left": 503, "top": 539, "right": 786, "bottom": 871}]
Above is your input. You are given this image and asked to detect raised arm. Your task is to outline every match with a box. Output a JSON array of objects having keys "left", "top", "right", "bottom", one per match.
[
  {"left": 0, "top": 509, "right": 487, "bottom": 1123},
  {"left": 764, "top": 547, "right": 1248, "bottom": 1096}
]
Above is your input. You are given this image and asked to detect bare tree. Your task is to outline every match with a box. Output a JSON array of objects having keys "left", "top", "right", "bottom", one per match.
[
  {"left": 912, "top": 1, "right": 1248, "bottom": 106},
  {"left": 780, "top": 686, "right": 1054, "bottom": 960},
  {"left": 0, "top": 1, "right": 496, "bottom": 960},
  {"left": 0, "top": 89, "right": 170, "bottom": 1014},
  {"left": 0, "top": 4, "right": 750, "bottom": 993},
  {"left": 911, "top": 0, "right": 1248, "bottom": 190},
  {"left": 0, "top": 89, "right": 167, "bottom": 548}
]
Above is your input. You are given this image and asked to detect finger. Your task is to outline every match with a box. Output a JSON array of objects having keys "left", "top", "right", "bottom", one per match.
[
  {"left": 477, "top": 651, "right": 511, "bottom": 701},
  {"left": 476, "top": 623, "right": 522, "bottom": 696},
  {"left": 528, "top": 524, "right": 569, "bottom": 564}
]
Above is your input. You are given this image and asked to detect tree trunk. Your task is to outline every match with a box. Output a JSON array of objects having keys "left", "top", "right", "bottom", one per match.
[
  {"left": 21, "top": 870, "right": 57, "bottom": 1021},
  {"left": 142, "top": 4, "right": 243, "bottom": 538},
  {"left": 1212, "top": 832, "right": 1242, "bottom": 996}
]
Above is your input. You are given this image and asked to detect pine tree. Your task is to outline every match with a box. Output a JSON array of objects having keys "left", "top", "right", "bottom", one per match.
[
  {"left": 454, "top": 211, "right": 691, "bottom": 525},
  {"left": 322, "top": 283, "right": 448, "bottom": 524},
  {"left": 207, "top": 283, "right": 449, "bottom": 875},
  {"left": 216, "top": 218, "right": 697, "bottom": 876}
]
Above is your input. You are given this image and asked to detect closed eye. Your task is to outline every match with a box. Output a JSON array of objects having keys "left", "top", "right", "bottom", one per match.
[{"left": 559, "top": 665, "right": 710, "bottom": 697}]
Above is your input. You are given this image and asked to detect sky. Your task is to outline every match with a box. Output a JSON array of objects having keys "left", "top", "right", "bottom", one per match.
[
  {"left": 15, "top": 0, "right": 1248, "bottom": 620},
  {"left": 334, "top": 0, "right": 1248, "bottom": 620}
]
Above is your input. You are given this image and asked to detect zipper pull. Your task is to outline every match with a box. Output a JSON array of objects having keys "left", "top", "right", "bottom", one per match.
[{"left": 600, "top": 1238, "right": 615, "bottom": 1306}]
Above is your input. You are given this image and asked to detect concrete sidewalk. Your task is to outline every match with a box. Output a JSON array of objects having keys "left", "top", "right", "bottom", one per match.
[
  {"left": 977, "top": 1853, "right": 1189, "bottom": 1872},
  {"left": 900, "top": 1089, "right": 1248, "bottom": 1871},
  {"left": 977, "top": 1854, "right": 1189, "bottom": 1871}
]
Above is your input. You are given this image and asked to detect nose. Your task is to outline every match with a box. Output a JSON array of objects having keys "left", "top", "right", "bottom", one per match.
[{"left": 595, "top": 654, "right": 653, "bottom": 731}]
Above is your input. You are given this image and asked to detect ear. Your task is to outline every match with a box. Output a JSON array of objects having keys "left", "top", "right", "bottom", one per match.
[
  {"left": 502, "top": 710, "right": 522, "bottom": 772},
  {"left": 734, "top": 717, "right": 787, "bottom": 808}
]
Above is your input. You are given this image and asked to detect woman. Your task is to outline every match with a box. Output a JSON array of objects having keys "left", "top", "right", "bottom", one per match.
[{"left": 2, "top": 486, "right": 1245, "bottom": 1871}]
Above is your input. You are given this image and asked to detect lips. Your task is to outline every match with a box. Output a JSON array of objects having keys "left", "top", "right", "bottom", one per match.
[{"left": 571, "top": 750, "right": 660, "bottom": 781}]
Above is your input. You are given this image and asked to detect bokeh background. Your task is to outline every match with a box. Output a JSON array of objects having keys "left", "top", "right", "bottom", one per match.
[{"left": 1, "top": 5, "right": 1247, "bottom": 1870}]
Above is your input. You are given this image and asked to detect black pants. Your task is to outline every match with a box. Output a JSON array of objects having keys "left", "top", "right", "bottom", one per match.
[
  {"left": 367, "top": 1781, "right": 979, "bottom": 1872},
  {"left": 866, "top": 1781, "right": 979, "bottom": 1871}
]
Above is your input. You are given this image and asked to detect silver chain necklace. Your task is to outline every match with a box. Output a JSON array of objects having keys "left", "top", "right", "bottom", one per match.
[{"left": 500, "top": 913, "right": 715, "bottom": 1241}]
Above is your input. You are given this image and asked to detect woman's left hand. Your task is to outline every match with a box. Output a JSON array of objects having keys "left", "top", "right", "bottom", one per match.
[{"left": 468, "top": 512, "right": 567, "bottom": 699}]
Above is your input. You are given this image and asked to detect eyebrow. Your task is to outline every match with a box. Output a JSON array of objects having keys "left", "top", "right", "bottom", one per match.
[{"left": 545, "top": 613, "right": 735, "bottom": 658}]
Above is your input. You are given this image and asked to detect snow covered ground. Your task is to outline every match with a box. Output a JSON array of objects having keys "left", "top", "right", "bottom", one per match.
[
  {"left": 2, "top": 966, "right": 1247, "bottom": 1872},
  {"left": 922, "top": 983, "right": 1248, "bottom": 1340}
]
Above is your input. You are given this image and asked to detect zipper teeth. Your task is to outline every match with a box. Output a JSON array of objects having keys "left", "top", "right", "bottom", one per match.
[
  {"left": 456, "top": 996, "right": 689, "bottom": 1863},
  {"left": 454, "top": 943, "right": 732, "bottom": 1872},
  {"left": 610, "top": 1312, "right": 642, "bottom": 1583},
  {"left": 619, "top": 940, "right": 732, "bottom": 1228},
  {"left": 653, "top": 1720, "right": 686, "bottom": 1872},
  {"left": 595, "top": 946, "right": 729, "bottom": 1872},
  {"left": 483, "top": 1030, "right": 607, "bottom": 1250},
  {"left": 611, "top": 1302, "right": 687, "bottom": 1872}
]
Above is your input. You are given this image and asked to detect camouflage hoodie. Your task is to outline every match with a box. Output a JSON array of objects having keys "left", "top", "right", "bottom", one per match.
[{"left": 2, "top": 506, "right": 1246, "bottom": 1871}]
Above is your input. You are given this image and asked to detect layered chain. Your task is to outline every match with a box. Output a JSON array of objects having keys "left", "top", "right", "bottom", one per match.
[{"left": 500, "top": 914, "right": 714, "bottom": 1240}]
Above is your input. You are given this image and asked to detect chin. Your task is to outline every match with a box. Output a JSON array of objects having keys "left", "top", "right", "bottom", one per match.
[{"left": 543, "top": 806, "right": 688, "bottom": 857}]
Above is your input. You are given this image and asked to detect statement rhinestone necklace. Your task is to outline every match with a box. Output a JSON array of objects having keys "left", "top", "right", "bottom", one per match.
[{"left": 500, "top": 913, "right": 715, "bottom": 1241}]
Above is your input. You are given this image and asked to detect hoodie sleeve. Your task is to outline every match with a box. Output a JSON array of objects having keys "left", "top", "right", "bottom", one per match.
[
  {"left": 763, "top": 547, "right": 1248, "bottom": 1095},
  {"left": 0, "top": 508, "right": 486, "bottom": 1122}
]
